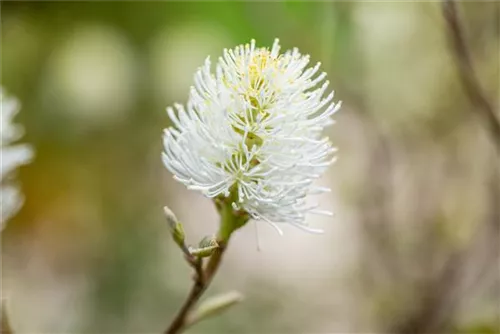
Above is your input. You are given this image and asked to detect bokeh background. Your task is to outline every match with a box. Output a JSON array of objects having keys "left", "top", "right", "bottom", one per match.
[{"left": 1, "top": 1, "right": 499, "bottom": 333}]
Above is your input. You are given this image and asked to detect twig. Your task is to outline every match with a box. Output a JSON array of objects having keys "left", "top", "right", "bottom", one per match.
[
  {"left": 392, "top": 6, "right": 500, "bottom": 332},
  {"left": 391, "top": 249, "right": 462, "bottom": 334},
  {"left": 380, "top": 4, "right": 500, "bottom": 332},
  {"left": 165, "top": 241, "right": 227, "bottom": 334},
  {"left": 182, "top": 247, "right": 205, "bottom": 285},
  {"left": 442, "top": 0, "right": 500, "bottom": 152},
  {"left": 1, "top": 301, "right": 13, "bottom": 334}
]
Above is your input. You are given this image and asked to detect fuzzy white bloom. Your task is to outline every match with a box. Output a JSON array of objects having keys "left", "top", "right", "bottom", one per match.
[
  {"left": 162, "top": 39, "right": 341, "bottom": 233},
  {"left": 1, "top": 89, "right": 33, "bottom": 229}
]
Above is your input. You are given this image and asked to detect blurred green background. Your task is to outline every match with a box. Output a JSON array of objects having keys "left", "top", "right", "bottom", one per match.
[{"left": 1, "top": 1, "right": 499, "bottom": 333}]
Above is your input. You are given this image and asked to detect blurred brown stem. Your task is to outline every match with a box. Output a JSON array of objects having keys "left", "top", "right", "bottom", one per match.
[
  {"left": 392, "top": 6, "right": 500, "bottom": 332},
  {"left": 164, "top": 241, "right": 227, "bottom": 334},
  {"left": 1, "top": 302, "right": 13, "bottom": 334},
  {"left": 442, "top": 0, "right": 500, "bottom": 152}
]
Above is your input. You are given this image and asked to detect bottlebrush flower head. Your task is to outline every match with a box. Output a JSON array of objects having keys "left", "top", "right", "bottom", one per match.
[
  {"left": 1, "top": 89, "right": 33, "bottom": 229},
  {"left": 162, "top": 39, "right": 341, "bottom": 233}
]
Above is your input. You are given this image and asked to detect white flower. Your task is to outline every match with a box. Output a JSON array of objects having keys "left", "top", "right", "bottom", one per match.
[
  {"left": 162, "top": 39, "right": 341, "bottom": 233},
  {"left": 1, "top": 88, "right": 33, "bottom": 229}
]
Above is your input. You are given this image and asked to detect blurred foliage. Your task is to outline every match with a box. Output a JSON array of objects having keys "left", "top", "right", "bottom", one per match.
[{"left": 454, "top": 323, "right": 500, "bottom": 334}]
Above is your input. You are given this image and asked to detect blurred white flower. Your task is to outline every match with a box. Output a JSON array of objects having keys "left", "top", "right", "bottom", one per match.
[
  {"left": 162, "top": 39, "right": 341, "bottom": 232},
  {"left": 1, "top": 89, "right": 33, "bottom": 229}
]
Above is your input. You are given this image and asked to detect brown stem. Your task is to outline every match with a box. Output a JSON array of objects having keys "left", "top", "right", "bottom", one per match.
[
  {"left": 1, "top": 302, "right": 13, "bottom": 334},
  {"left": 442, "top": 0, "right": 500, "bottom": 152},
  {"left": 390, "top": 7, "right": 500, "bottom": 332},
  {"left": 164, "top": 241, "right": 227, "bottom": 334},
  {"left": 184, "top": 252, "right": 204, "bottom": 285}
]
